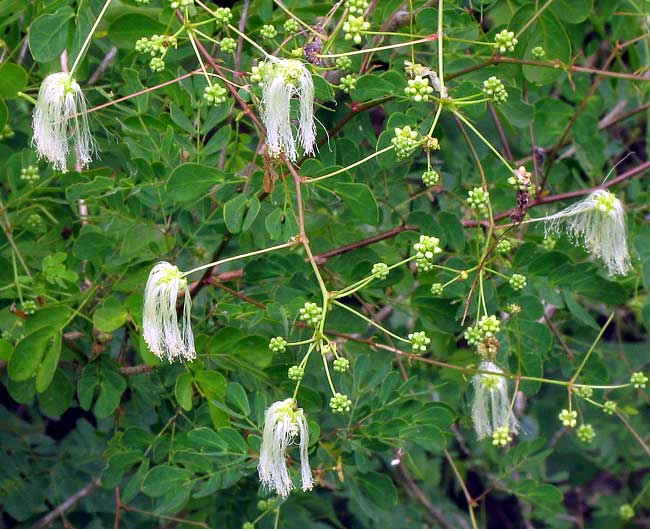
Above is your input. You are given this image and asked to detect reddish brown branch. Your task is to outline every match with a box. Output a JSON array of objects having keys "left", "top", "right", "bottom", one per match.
[
  {"left": 29, "top": 477, "right": 100, "bottom": 529},
  {"left": 313, "top": 224, "right": 420, "bottom": 264},
  {"left": 463, "top": 160, "right": 650, "bottom": 228}
]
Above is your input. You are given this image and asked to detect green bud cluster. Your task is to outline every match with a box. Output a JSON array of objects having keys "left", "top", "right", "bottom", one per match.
[
  {"left": 576, "top": 423, "right": 595, "bottom": 443},
  {"left": 333, "top": 357, "right": 350, "bottom": 372},
  {"left": 242, "top": 522, "right": 255, "bottom": 529},
  {"left": 619, "top": 504, "right": 635, "bottom": 520},
  {"left": 214, "top": 7, "right": 233, "bottom": 27},
  {"left": 284, "top": 19, "right": 300, "bottom": 34},
  {"left": 532, "top": 46, "right": 546, "bottom": 60},
  {"left": 482, "top": 76, "right": 508, "bottom": 103},
  {"left": 134, "top": 0, "right": 149, "bottom": 5},
  {"left": 269, "top": 336, "right": 287, "bottom": 353},
  {"left": 335, "top": 56, "right": 352, "bottom": 71},
  {"left": 220, "top": 37, "right": 237, "bottom": 53},
  {"left": 574, "top": 386, "right": 593, "bottom": 398},
  {"left": 496, "top": 239, "right": 511, "bottom": 254},
  {"left": 421, "top": 170, "right": 440, "bottom": 187},
  {"left": 391, "top": 126, "right": 419, "bottom": 159},
  {"left": 149, "top": 57, "right": 165, "bottom": 72},
  {"left": 135, "top": 35, "right": 177, "bottom": 56},
  {"left": 299, "top": 302, "right": 323, "bottom": 325},
  {"left": 26, "top": 213, "right": 44, "bottom": 230},
  {"left": 408, "top": 330, "right": 430, "bottom": 353},
  {"left": 494, "top": 29, "right": 518, "bottom": 53},
  {"left": 371, "top": 262, "right": 389, "bottom": 280},
  {"left": 343, "top": 15, "right": 370, "bottom": 44},
  {"left": 542, "top": 237, "right": 556, "bottom": 250},
  {"left": 1, "top": 124, "right": 14, "bottom": 140},
  {"left": 329, "top": 392, "right": 352, "bottom": 413},
  {"left": 21, "top": 165, "right": 40, "bottom": 183},
  {"left": 345, "top": 0, "right": 369, "bottom": 15},
  {"left": 413, "top": 235, "right": 442, "bottom": 272},
  {"left": 404, "top": 75, "right": 434, "bottom": 102},
  {"left": 509, "top": 274, "right": 527, "bottom": 291},
  {"left": 288, "top": 365, "right": 304, "bottom": 381},
  {"left": 492, "top": 425, "right": 512, "bottom": 447},
  {"left": 339, "top": 74, "right": 357, "bottom": 94},
  {"left": 169, "top": 0, "right": 193, "bottom": 8},
  {"left": 508, "top": 166, "right": 533, "bottom": 192},
  {"left": 631, "top": 371, "right": 648, "bottom": 388},
  {"left": 558, "top": 408, "right": 577, "bottom": 427},
  {"left": 430, "top": 283, "right": 443, "bottom": 296},
  {"left": 603, "top": 401, "right": 616, "bottom": 415},
  {"left": 22, "top": 300, "right": 37, "bottom": 314},
  {"left": 465, "top": 315, "right": 501, "bottom": 345},
  {"left": 203, "top": 84, "right": 228, "bottom": 105},
  {"left": 467, "top": 187, "right": 490, "bottom": 213},
  {"left": 260, "top": 24, "right": 278, "bottom": 39}
]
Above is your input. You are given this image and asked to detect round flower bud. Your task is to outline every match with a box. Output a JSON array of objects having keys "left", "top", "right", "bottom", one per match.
[
  {"left": 333, "top": 357, "right": 350, "bottom": 372},
  {"left": 404, "top": 75, "right": 434, "bottom": 102},
  {"left": 492, "top": 425, "right": 513, "bottom": 447},
  {"left": 509, "top": 274, "right": 527, "bottom": 291},
  {"left": 220, "top": 37, "right": 237, "bottom": 53},
  {"left": 631, "top": 371, "right": 648, "bottom": 388},
  {"left": 422, "top": 170, "right": 440, "bottom": 187},
  {"left": 619, "top": 504, "right": 635, "bottom": 521},
  {"left": 558, "top": 408, "right": 577, "bottom": 428},
  {"left": 603, "top": 401, "right": 616, "bottom": 415},
  {"left": 288, "top": 365, "right": 304, "bottom": 381},
  {"left": 339, "top": 74, "right": 357, "bottom": 94},
  {"left": 329, "top": 392, "right": 352, "bottom": 414},
  {"left": 214, "top": 7, "right": 233, "bottom": 27},
  {"left": 260, "top": 25, "right": 278, "bottom": 40},
  {"left": 413, "top": 234, "right": 442, "bottom": 272},
  {"left": 150, "top": 57, "right": 165, "bottom": 72},
  {"left": 430, "top": 283, "right": 443, "bottom": 296},
  {"left": 576, "top": 423, "right": 595, "bottom": 443},
  {"left": 203, "top": 84, "right": 227, "bottom": 105},
  {"left": 284, "top": 19, "right": 300, "bottom": 34},
  {"left": 494, "top": 29, "right": 518, "bottom": 53},
  {"left": 269, "top": 336, "right": 287, "bottom": 353},
  {"left": 496, "top": 239, "right": 511, "bottom": 254},
  {"left": 391, "top": 126, "right": 420, "bottom": 159},
  {"left": 408, "top": 330, "right": 430, "bottom": 354},
  {"left": 532, "top": 46, "right": 546, "bottom": 60},
  {"left": 343, "top": 15, "right": 370, "bottom": 44},
  {"left": 371, "top": 262, "right": 389, "bottom": 280},
  {"left": 299, "top": 302, "right": 323, "bottom": 325},
  {"left": 467, "top": 187, "right": 490, "bottom": 214},
  {"left": 335, "top": 55, "right": 352, "bottom": 71},
  {"left": 482, "top": 76, "right": 508, "bottom": 103}
]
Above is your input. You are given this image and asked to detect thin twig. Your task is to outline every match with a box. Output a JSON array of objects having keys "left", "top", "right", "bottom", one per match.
[{"left": 29, "top": 477, "right": 100, "bottom": 529}]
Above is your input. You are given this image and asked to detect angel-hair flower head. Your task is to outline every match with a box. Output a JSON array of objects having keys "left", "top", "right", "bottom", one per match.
[
  {"left": 32, "top": 72, "right": 95, "bottom": 173},
  {"left": 255, "top": 58, "right": 316, "bottom": 162},
  {"left": 541, "top": 189, "right": 630, "bottom": 276},
  {"left": 142, "top": 262, "right": 195, "bottom": 363},
  {"left": 258, "top": 398, "right": 313, "bottom": 497},
  {"left": 471, "top": 361, "right": 517, "bottom": 441}
]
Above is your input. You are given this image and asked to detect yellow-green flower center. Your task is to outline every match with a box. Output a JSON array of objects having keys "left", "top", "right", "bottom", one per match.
[{"left": 594, "top": 191, "right": 617, "bottom": 215}]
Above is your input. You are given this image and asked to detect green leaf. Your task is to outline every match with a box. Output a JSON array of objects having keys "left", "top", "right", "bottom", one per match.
[
  {"left": 8, "top": 327, "right": 55, "bottom": 382},
  {"left": 0, "top": 99, "right": 7, "bottom": 130},
  {"left": 0, "top": 63, "right": 27, "bottom": 98},
  {"left": 187, "top": 427, "right": 229, "bottom": 451},
  {"left": 39, "top": 369, "right": 74, "bottom": 417},
  {"left": 223, "top": 193, "right": 248, "bottom": 234},
  {"left": 66, "top": 176, "right": 116, "bottom": 201},
  {"left": 166, "top": 163, "right": 225, "bottom": 203},
  {"left": 107, "top": 14, "right": 166, "bottom": 49},
  {"left": 35, "top": 331, "right": 62, "bottom": 393},
  {"left": 29, "top": 6, "right": 74, "bottom": 63},
  {"left": 335, "top": 183, "right": 379, "bottom": 225},
  {"left": 349, "top": 471, "right": 397, "bottom": 520},
  {"left": 93, "top": 296, "right": 129, "bottom": 332},
  {"left": 195, "top": 371, "right": 227, "bottom": 398},
  {"left": 141, "top": 466, "right": 193, "bottom": 498},
  {"left": 550, "top": 0, "right": 593, "bottom": 23},
  {"left": 225, "top": 382, "right": 250, "bottom": 416},
  {"left": 95, "top": 370, "right": 126, "bottom": 418},
  {"left": 175, "top": 372, "right": 194, "bottom": 411}
]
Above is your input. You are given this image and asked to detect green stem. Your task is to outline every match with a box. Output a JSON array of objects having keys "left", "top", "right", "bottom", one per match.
[
  {"left": 334, "top": 257, "right": 415, "bottom": 298},
  {"left": 182, "top": 240, "right": 296, "bottom": 277},
  {"left": 332, "top": 300, "right": 410, "bottom": 343},
  {"left": 69, "top": 0, "right": 113, "bottom": 76},
  {"left": 453, "top": 110, "right": 513, "bottom": 173},
  {"left": 570, "top": 312, "right": 615, "bottom": 384},
  {"left": 318, "top": 35, "right": 437, "bottom": 58},
  {"left": 307, "top": 145, "right": 394, "bottom": 183}
]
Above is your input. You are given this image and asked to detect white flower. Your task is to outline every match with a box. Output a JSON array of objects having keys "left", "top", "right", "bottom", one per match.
[
  {"left": 471, "top": 361, "right": 517, "bottom": 440},
  {"left": 258, "top": 398, "right": 313, "bottom": 497},
  {"left": 259, "top": 58, "right": 316, "bottom": 162},
  {"left": 542, "top": 190, "right": 630, "bottom": 276},
  {"left": 142, "top": 262, "right": 195, "bottom": 363},
  {"left": 32, "top": 72, "right": 95, "bottom": 173}
]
